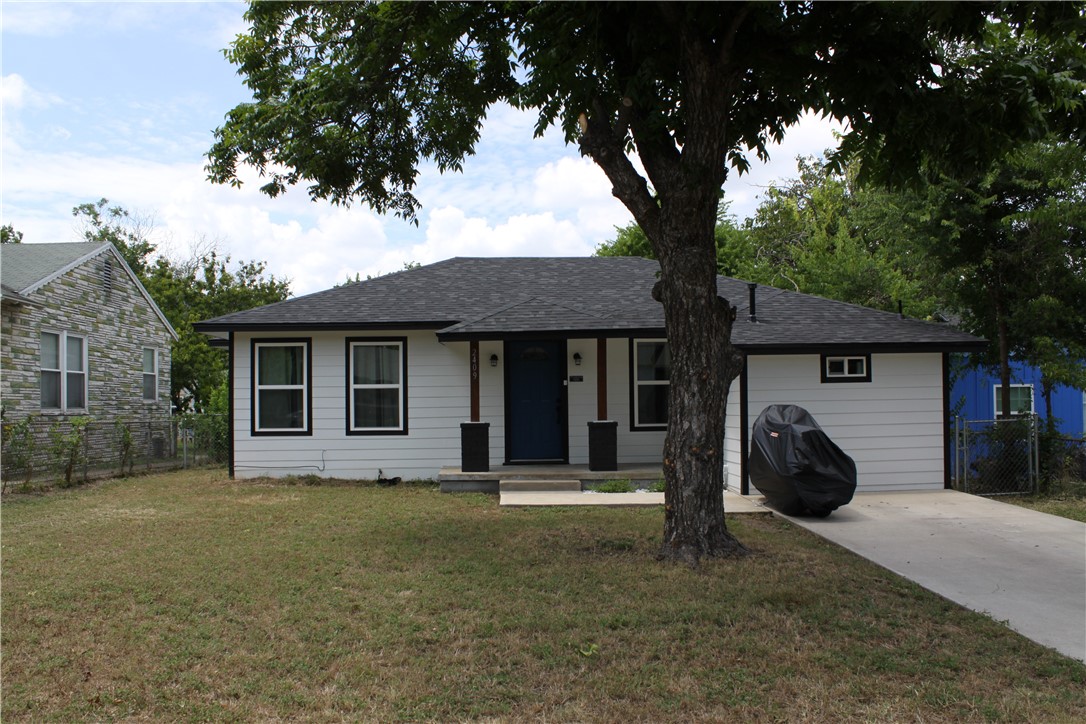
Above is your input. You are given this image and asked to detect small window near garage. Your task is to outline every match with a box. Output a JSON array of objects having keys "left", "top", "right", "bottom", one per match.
[
  {"left": 821, "top": 354, "right": 871, "bottom": 383},
  {"left": 630, "top": 339, "right": 670, "bottom": 430},
  {"left": 142, "top": 348, "right": 158, "bottom": 401},
  {"left": 347, "top": 338, "right": 407, "bottom": 435},
  {"left": 994, "top": 384, "right": 1034, "bottom": 417},
  {"left": 252, "top": 339, "right": 311, "bottom": 435}
]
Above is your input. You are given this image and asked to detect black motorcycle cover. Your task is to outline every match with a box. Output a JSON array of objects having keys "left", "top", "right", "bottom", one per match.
[{"left": 748, "top": 404, "right": 857, "bottom": 517}]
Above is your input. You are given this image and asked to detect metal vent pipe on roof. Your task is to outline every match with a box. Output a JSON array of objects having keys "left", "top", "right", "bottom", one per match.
[{"left": 748, "top": 283, "right": 757, "bottom": 323}]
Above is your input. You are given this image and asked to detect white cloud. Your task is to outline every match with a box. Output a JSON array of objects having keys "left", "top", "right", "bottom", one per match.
[
  {"left": 724, "top": 112, "right": 845, "bottom": 221},
  {"left": 1, "top": 73, "right": 60, "bottom": 111},
  {"left": 0, "top": 2, "right": 76, "bottom": 36}
]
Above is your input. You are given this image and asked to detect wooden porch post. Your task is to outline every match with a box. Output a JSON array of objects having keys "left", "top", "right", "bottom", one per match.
[
  {"left": 469, "top": 340, "right": 481, "bottom": 422},
  {"left": 462, "top": 340, "right": 489, "bottom": 472},
  {"left": 596, "top": 337, "right": 607, "bottom": 420}
]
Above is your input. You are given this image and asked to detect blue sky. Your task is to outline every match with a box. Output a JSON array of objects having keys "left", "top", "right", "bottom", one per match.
[{"left": 2, "top": 1, "right": 841, "bottom": 296}]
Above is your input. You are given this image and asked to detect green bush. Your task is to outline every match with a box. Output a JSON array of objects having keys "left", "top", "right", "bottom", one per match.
[
  {"left": 49, "top": 416, "right": 92, "bottom": 487},
  {"left": 2, "top": 415, "right": 37, "bottom": 490},
  {"left": 594, "top": 479, "right": 634, "bottom": 493}
]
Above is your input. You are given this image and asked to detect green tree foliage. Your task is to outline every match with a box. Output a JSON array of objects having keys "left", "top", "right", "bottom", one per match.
[
  {"left": 74, "top": 198, "right": 158, "bottom": 277},
  {"left": 207, "top": 1, "right": 1085, "bottom": 561},
  {"left": 144, "top": 250, "right": 290, "bottom": 413},
  {"left": 911, "top": 140, "right": 1086, "bottom": 419},
  {"left": 1, "top": 224, "right": 24, "bottom": 244},
  {"left": 71, "top": 201, "right": 291, "bottom": 413},
  {"left": 738, "top": 158, "right": 942, "bottom": 319}
]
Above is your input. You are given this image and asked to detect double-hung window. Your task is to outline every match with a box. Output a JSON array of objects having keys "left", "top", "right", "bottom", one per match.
[
  {"left": 142, "top": 348, "right": 158, "bottom": 402},
  {"left": 252, "top": 339, "right": 311, "bottom": 435},
  {"left": 41, "top": 331, "right": 86, "bottom": 411},
  {"left": 347, "top": 338, "right": 407, "bottom": 434},
  {"left": 994, "top": 384, "right": 1034, "bottom": 417},
  {"left": 631, "top": 339, "right": 670, "bottom": 430}
]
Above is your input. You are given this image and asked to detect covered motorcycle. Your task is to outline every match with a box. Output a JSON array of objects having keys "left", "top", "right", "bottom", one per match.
[{"left": 748, "top": 404, "right": 857, "bottom": 517}]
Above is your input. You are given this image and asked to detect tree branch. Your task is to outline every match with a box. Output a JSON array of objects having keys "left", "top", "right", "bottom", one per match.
[{"left": 578, "top": 107, "right": 661, "bottom": 239}]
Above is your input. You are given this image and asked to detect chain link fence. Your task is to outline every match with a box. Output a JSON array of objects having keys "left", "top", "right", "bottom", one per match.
[
  {"left": 952, "top": 415, "right": 1039, "bottom": 496},
  {"left": 1, "top": 413, "right": 228, "bottom": 491},
  {"left": 1039, "top": 435, "right": 1086, "bottom": 494}
]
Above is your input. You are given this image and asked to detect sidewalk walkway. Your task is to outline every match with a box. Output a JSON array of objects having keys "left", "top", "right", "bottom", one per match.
[{"left": 499, "top": 488, "right": 768, "bottom": 513}]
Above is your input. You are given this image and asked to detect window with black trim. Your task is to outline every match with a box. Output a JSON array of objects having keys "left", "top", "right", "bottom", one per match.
[
  {"left": 631, "top": 339, "right": 670, "bottom": 430},
  {"left": 821, "top": 354, "right": 871, "bottom": 383},
  {"left": 347, "top": 338, "right": 407, "bottom": 434},
  {"left": 142, "top": 348, "right": 158, "bottom": 402},
  {"left": 41, "top": 331, "right": 87, "bottom": 411},
  {"left": 252, "top": 339, "right": 311, "bottom": 434},
  {"left": 994, "top": 384, "right": 1034, "bottom": 416}
]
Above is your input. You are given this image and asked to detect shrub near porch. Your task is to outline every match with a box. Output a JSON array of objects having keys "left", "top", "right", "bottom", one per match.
[{"left": 2, "top": 469, "right": 1083, "bottom": 721}]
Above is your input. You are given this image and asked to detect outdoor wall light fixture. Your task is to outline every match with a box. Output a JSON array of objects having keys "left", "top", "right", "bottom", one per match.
[
  {"left": 573, "top": 352, "right": 582, "bottom": 366},
  {"left": 489, "top": 354, "right": 499, "bottom": 367}
]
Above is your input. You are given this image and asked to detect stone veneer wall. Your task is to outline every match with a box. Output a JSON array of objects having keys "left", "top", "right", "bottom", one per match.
[{"left": 1, "top": 250, "right": 173, "bottom": 479}]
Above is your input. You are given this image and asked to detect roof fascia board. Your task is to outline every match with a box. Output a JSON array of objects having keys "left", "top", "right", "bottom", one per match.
[
  {"left": 19, "top": 242, "right": 112, "bottom": 295},
  {"left": 436, "top": 327, "right": 667, "bottom": 342},
  {"left": 737, "top": 341, "right": 988, "bottom": 354},
  {"left": 194, "top": 320, "right": 455, "bottom": 334}
]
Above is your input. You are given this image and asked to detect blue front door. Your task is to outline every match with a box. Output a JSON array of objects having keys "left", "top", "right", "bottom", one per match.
[{"left": 506, "top": 340, "right": 567, "bottom": 462}]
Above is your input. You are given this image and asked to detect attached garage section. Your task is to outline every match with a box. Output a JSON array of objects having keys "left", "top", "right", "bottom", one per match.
[{"left": 733, "top": 352, "right": 947, "bottom": 493}]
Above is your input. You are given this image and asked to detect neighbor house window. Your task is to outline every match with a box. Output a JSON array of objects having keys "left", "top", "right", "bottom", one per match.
[
  {"left": 40, "top": 331, "right": 87, "bottom": 411},
  {"left": 142, "top": 348, "right": 158, "bottom": 402},
  {"left": 994, "top": 384, "right": 1034, "bottom": 417},
  {"left": 252, "top": 339, "right": 311, "bottom": 435},
  {"left": 821, "top": 354, "right": 871, "bottom": 383},
  {"left": 347, "top": 338, "right": 407, "bottom": 434},
  {"left": 631, "top": 339, "right": 669, "bottom": 430}
]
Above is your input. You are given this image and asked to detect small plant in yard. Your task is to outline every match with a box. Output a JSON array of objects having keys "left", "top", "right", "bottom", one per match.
[
  {"left": 648, "top": 478, "right": 666, "bottom": 493},
  {"left": 49, "top": 416, "right": 92, "bottom": 487},
  {"left": 594, "top": 478, "right": 635, "bottom": 493},
  {"left": 1, "top": 415, "right": 37, "bottom": 491},
  {"left": 114, "top": 418, "right": 135, "bottom": 476}
]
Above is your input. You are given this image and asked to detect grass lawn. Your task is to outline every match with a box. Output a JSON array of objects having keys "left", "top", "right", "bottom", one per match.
[
  {"left": 1000, "top": 478, "right": 1086, "bottom": 522},
  {"left": 3, "top": 470, "right": 1084, "bottom": 722}
]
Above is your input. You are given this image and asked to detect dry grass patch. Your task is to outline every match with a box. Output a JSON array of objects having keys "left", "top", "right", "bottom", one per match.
[{"left": 3, "top": 469, "right": 1084, "bottom": 722}]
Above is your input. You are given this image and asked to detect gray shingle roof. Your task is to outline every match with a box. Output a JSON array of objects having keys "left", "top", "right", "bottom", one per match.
[
  {"left": 194, "top": 256, "right": 984, "bottom": 352},
  {"left": 1, "top": 242, "right": 112, "bottom": 293},
  {"left": 0, "top": 242, "right": 178, "bottom": 339}
]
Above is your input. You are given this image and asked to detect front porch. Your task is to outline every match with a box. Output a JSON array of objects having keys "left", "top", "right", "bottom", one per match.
[{"left": 438, "top": 463, "right": 664, "bottom": 493}]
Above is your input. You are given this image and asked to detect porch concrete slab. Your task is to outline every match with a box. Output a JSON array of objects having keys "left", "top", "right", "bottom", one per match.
[
  {"left": 500, "top": 489, "right": 769, "bottom": 514},
  {"left": 778, "top": 490, "right": 1086, "bottom": 663}
]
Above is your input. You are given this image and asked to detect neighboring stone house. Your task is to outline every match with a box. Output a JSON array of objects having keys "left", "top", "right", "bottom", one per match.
[{"left": 1, "top": 242, "right": 177, "bottom": 480}]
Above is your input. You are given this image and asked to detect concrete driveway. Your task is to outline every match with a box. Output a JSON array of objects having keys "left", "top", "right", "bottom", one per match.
[{"left": 779, "top": 490, "right": 1086, "bottom": 663}]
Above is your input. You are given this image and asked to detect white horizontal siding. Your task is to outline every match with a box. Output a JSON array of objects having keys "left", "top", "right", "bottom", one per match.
[
  {"left": 233, "top": 331, "right": 470, "bottom": 480},
  {"left": 744, "top": 353, "right": 946, "bottom": 492},
  {"left": 724, "top": 376, "right": 742, "bottom": 491}
]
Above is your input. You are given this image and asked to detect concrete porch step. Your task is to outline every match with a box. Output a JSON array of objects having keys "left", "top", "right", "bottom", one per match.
[{"left": 499, "top": 479, "right": 582, "bottom": 492}]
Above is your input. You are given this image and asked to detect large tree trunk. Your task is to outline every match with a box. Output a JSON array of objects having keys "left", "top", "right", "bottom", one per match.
[
  {"left": 652, "top": 223, "right": 747, "bottom": 563},
  {"left": 574, "top": 3, "right": 750, "bottom": 563}
]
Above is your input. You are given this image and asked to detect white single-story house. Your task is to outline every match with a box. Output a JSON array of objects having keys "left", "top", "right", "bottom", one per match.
[{"left": 194, "top": 257, "right": 984, "bottom": 494}]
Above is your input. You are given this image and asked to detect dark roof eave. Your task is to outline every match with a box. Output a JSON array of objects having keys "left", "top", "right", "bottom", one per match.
[
  {"left": 193, "top": 320, "right": 456, "bottom": 334},
  {"left": 737, "top": 340, "right": 988, "bottom": 355},
  {"left": 435, "top": 327, "right": 667, "bottom": 342}
]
